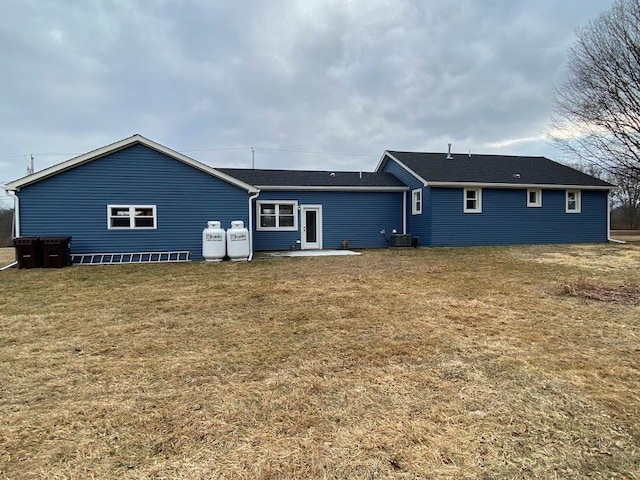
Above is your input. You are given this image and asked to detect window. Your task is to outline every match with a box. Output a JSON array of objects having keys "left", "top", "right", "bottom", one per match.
[
  {"left": 527, "top": 188, "right": 542, "bottom": 207},
  {"left": 463, "top": 188, "right": 482, "bottom": 213},
  {"left": 257, "top": 201, "right": 298, "bottom": 231},
  {"left": 108, "top": 205, "right": 157, "bottom": 229},
  {"left": 566, "top": 190, "right": 581, "bottom": 213},
  {"left": 411, "top": 188, "right": 422, "bottom": 215}
]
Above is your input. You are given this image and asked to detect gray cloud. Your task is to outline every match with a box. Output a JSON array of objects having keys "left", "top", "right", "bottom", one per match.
[{"left": 0, "top": 0, "right": 613, "bottom": 207}]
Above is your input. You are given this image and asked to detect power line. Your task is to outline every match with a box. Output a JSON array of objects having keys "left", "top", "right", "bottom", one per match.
[
  {"left": 0, "top": 146, "right": 379, "bottom": 159},
  {"left": 182, "top": 146, "right": 378, "bottom": 157},
  {"left": 0, "top": 152, "right": 80, "bottom": 160},
  {"left": 181, "top": 147, "right": 251, "bottom": 153},
  {"left": 252, "top": 147, "right": 378, "bottom": 157}
]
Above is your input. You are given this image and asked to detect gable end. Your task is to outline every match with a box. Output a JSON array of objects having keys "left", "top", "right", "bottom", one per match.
[{"left": 5, "top": 134, "right": 259, "bottom": 193}]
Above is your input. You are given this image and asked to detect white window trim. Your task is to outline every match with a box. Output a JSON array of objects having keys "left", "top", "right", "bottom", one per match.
[
  {"left": 107, "top": 205, "right": 157, "bottom": 230},
  {"left": 411, "top": 188, "right": 422, "bottom": 215},
  {"left": 256, "top": 200, "right": 299, "bottom": 231},
  {"left": 527, "top": 188, "right": 542, "bottom": 207},
  {"left": 463, "top": 188, "right": 482, "bottom": 213},
  {"left": 566, "top": 190, "right": 581, "bottom": 213}
]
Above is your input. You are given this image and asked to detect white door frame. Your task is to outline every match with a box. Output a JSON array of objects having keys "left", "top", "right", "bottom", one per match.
[{"left": 300, "top": 204, "right": 323, "bottom": 250}]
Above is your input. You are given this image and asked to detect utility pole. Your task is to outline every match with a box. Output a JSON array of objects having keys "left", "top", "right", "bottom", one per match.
[
  {"left": 27, "top": 155, "right": 34, "bottom": 175},
  {"left": 251, "top": 147, "right": 255, "bottom": 169}
]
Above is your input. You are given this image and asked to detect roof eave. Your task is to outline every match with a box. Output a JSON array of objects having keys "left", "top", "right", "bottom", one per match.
[
  {"left": 381, "top": 152, "right": 429, "bottom": 186},
  {"left": 374, "top": 151, "right": 390, "bottom": 172}
]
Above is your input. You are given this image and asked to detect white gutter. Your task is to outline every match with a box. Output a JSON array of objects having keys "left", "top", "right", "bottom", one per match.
[
  {"left": 607, "top": 191, "right": 626, "bottom": 244},
  {"left": 254, "top": 185, "right": 408, "bottom": 192},
  {"left": 7, "top": 190, "right": 19, "bottom": 238},
  {"left": 247, "top": 190, "right": 261, "bottom": 260},
  {"left": 427, "top": 181, "right": 612, "bottom": 191}
]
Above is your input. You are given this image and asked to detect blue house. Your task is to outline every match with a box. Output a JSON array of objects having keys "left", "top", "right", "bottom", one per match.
[
  {"left": 4, "top": 134, "right": 614, "bottom": 262},
  {"left": 377, "top": 150, "right": 614, "bottom": 246}
]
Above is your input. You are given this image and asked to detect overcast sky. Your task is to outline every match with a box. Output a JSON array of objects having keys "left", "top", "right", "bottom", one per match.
[{"left": 0, "top": 0, "right": 613, "bottom": 207}]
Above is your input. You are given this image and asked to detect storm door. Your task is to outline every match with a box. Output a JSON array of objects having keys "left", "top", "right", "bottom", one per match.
[{"left": 300, "top": 205, "right": 322, "bottom": 249}]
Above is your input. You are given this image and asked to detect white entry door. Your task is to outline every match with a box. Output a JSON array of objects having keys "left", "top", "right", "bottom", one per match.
[{"left": 300, "top": 205, "right": 322, "bottom": 250}]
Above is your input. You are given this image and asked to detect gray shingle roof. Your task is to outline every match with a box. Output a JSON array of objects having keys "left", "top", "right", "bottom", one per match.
[
  {"left": 385, "top": 151, "right": 614, "bottom": 188},
  {"left": 218, "top": 168, "right": 406, "bottom": 188}
]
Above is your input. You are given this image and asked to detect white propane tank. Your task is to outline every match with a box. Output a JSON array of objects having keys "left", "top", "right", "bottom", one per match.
[
  {"left": 202, "top": 221, "right": 226, "bottom": 262},
  {"left": 226, "top": 220, "right": 250, "bottom": 261}
]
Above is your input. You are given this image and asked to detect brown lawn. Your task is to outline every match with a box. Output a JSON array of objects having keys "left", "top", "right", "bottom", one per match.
[
  {"left": 0, "top": 247, "right": 15, "bottom": 268},
  {"left": 611, "top": 230, "right": 640, "bottom": 244},
  {"left": 0, "top": 244, "right": 639, "bottom": 479}
]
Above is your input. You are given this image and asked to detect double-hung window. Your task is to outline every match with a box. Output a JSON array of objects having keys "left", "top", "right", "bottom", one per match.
[
  {"left": 257, "top": 201, "right": 298, "bottom": 231},
  {"left": 463, "top": 188, "right": 482, "bottom": 213},
  {"left": 566, "top": 190, "right": 581, "bottom": 213},
  {"left": 527, "top": 188, "right": 542, "bottom": 207},
  {"left": 411, "top": 188, "right": 422, "bottom": 215},
  {"left": 108, "top": 205, "right": 157, "bottom": 229}
]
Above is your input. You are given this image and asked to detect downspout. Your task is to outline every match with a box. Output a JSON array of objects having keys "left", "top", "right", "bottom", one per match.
[
  {"left": 1, "top": 189, "right": 21, "bottom": 270},
  {"left": 607, "top": 189, "right": 625, "bottom": 244},
  {"left": 247, "top": 190, "right": 260, "bottom": 261},
  {"left": 402, "top": 190, "right": 407, "bottom": 234},
  {"left": 7, "top": 189, "right": 20, "bottom": 238}
]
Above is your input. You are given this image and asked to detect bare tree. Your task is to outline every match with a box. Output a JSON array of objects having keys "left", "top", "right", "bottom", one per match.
[
  {"left": 550, "top": 0, "right": 640, "bottom": 181},
  {"left": 610, "top": 169, "right": 640, "bottom": 229},
  {"left": 570, "top": 161, "right": 640, "bottom": 229}
]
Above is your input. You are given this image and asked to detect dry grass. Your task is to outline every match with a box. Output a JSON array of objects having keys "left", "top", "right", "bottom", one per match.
[
  {"left": 0, "top": 247, "right": 15, "bottom": 268},
  {"left": 1, "top": 244, "right": 639, "bottom": 479},
  {"left": 611, "top": 230, "right": 640, "bottom": 244},
  {"left": 507, "top": 242, "right": 640, "bottom": 273}
]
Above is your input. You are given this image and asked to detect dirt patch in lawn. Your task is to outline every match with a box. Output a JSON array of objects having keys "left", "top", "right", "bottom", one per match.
[
  {"left": 1, "top": 246, "right": 639, "bottom": 479},
  {"left": 559, "top": 277, "right": 640, "bottom": 304}
]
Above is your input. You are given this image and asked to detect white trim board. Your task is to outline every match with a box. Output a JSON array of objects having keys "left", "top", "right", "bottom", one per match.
[
  {"left": 5, "top": 134, "right": 259, "bottom": 193},
  {"left": 376, "top": 152, "right": 429, "bottom": 186}
]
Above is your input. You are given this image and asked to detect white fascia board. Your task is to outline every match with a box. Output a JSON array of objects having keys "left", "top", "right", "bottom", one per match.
[
  {"left": 374, "top": 151, "right": 390, "bottom": 172},
  {"left": 426, "top": 181, "right": 613, "bottom": 191},
  {"left": 255, "top": 185, "right": 409, "bottom": 192},
  {"left": 382, "top": 152, "right": 429, "bottom": 186},
  {"left": 5, "top": 134, "right": 259, "bottom": 193}
]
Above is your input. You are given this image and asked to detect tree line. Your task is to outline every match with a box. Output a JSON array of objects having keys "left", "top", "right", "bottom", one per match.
[{"left": 0, "top": 207, "right": 13, "bottom": 247}]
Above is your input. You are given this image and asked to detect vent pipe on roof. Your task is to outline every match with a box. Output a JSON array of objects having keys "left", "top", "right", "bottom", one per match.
[
  {"left": 251, "top": 147, "right": 255, "bottom": 169},
  {"left": 359, "top": 171, "right": 362, "bottom": 180},
  {"left": 446, "top": 143, "right": 453, "bottom": 160}
]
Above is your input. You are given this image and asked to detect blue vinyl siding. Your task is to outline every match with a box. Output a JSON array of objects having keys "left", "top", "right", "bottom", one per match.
[
  {"left": 253, "top": 191, "right": 403, "bottom": 250},
  {"left": 381, "top": 157, "right": 430, "bottom": 244},
  {"left": 415, "top": 187, "right": 432, "bottom": 246},
  {"left": 430, "top": 187, "right": 608, "bottom": 246},
  {"left": 18, "top": 144, "right": 249, "bottom": 260}
]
